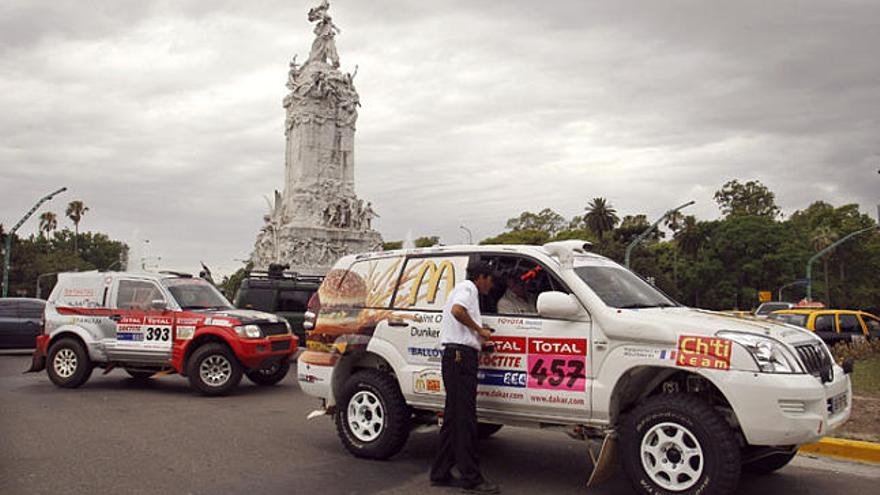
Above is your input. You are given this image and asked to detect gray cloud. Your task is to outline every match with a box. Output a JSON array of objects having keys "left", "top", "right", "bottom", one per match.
[{"left": 2, "top": 0, "right": 878, "bottom": 276}]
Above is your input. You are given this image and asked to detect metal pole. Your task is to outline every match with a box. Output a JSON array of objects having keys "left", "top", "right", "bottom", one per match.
[
  {"left": 806, "top": 225, "right": 879, "bottom": 301},
  {"left": 2, "top": 187, "right": 67, "bottom": 297},
  {"left": 460, "top": 225, "right": 473, "bottom": 244},
  {"left": 625, "top": 200, "right": 695, "bottom": 269}
]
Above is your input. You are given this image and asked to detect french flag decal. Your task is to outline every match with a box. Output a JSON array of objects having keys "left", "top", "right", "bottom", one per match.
[{"left": 659, "top": 350, "right": 677, "bottom": 360}]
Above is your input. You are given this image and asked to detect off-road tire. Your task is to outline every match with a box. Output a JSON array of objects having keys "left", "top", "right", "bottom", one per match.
[
  {"left": 245, "top": 359, "right": 290, "bottom": 386},
  {"left": 336, "top": 369, "right": 411, "bottom": 459},
  {"left": 620, "top": 394, "right": 741, "bottom": 495},
  {"left": 477, "top": 423, "right": 503, "bottom": 439},
  {"left": 46, "top": 338, "right": 93, "bottom": 388},
  {"left": 125, "top": 369, "right": 155, "bottom": 381},
  {"left": 186, "top": 343, "right": 243, "bottom": 396},
  {"left": 743, "top": 451, "right": 797, "bottom": 474}
]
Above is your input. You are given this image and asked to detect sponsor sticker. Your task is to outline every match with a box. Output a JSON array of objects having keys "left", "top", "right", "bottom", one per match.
[
  {"left": 496, "top": 317, "right": 542, "bottom": 331},
  {"left": 408, "top": 346, "right": 443, "bottom": 361},
  {"left": 489, "top": 336, "right": 526, "bottom": 354},
  {"left": 623, "top": 347, "right": 678, "bottom": 361},
  {"left": 413, "top": 370, "right": 443, "bottom": 394},
  {"left": 528, "top": 337, "right": 587, "bottom": 356},
  {"left": 478, "top": 369, "right": 527, "bottom": 388},
  {"left": 676, "top": 335, "right": 731, "bottom": 370},
  {"left": 410, "top": 327, "right": 440, "bottom": 339},
  {"left": 526, "top": 337, "right": 588, "bottom": 392},
  {"left": 479, "top": 353, "right": 523, "bottom": 368}
]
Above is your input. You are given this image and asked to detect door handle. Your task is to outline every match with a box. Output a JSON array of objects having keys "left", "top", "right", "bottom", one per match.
[
  {"left": 388, "top": 319, "right": 409, "bottom": 328},
  {"left": 109, "top": 314, "right": 123, "bottom": 322}
]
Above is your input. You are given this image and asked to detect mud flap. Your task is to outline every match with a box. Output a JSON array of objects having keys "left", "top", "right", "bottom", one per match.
[
  {"left": 586, "top": 434, "right": 618, "bottom": 488},
  {"left": 25, "top": 353, "right": 46, "bottom": 373}
]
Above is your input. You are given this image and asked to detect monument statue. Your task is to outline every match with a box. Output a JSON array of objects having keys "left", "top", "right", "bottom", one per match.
[{"left": 250, "top": 0, "right": 382, "bottom": 273}]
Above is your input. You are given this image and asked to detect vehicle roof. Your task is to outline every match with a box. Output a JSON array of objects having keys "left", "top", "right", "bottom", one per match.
[
  {"left": 343, "top": 243, "right": 609, "bottom": 264},
  {"left": 56, "top": 270, "right": 192, "bottom": 282},
  {"left": 0, "top": 297, "right": 46, "bottom": 303}
]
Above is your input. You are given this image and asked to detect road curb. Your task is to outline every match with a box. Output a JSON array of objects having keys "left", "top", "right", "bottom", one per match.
[{"left": 799, "top": 438, "right": 880, "bottom": 464}]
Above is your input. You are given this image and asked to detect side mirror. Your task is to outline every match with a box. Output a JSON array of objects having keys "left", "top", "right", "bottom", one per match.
[
  {"left": 150, "top": 299, "right": 168, "bottom": 311},
  {"left": 537, "top": 292, "right": 583, "bottom": 320}
]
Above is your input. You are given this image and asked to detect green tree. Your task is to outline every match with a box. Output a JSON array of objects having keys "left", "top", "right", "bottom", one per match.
[
  {"left": 505, "top": 208, "right": 566, "bottom": 236},
  {"left": 674, "top": 216, "right": 706, "bottom": 258},
  {"left": 38, "top": 211, "right": 57, "bottom": 238},
  {"left": 480, "top": 229, "right": 549, "bottom": 245},
  {"left": 583, "top": 197, "right": 619, "bottom": 241},
  {"left": 382, "top": 240, "right": 403, "bottom": 250},
  {"left": 415, "top": 236, "right": 440, "bottom": 248},
  {"left": 65, "top": 200, "right": 89, "bottom": 255},
  {"left": 714, "top": 179, "right": 780, "bottom": 218}
]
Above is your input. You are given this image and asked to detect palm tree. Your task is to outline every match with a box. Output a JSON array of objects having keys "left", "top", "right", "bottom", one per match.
[
  {"left": 583, "top": 197, "right": 619, "bottom": 241},
  {"left": 66, "top": 200, "right": 89, "bottom": 255},
  {"left": 664, "top": 210, "right": 684, "bottom": 234},
  {"left": 38, "top": 211, "right": 57, "bottom": 238},
  {"left": 674, "top": 216, "right": 704, "bottom": 258},
  {"left": 810, "top": 225, "right": 837, "bottom": 306}
]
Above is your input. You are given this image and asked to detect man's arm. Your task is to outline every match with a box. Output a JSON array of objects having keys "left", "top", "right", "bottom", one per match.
[{"left": 451, "top": 304, "right": 492, "bottom": 340}]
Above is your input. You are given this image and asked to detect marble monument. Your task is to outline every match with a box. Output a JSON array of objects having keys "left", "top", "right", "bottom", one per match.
[{"left": 250, "top": 0, "right": 382, "bottom": 273}]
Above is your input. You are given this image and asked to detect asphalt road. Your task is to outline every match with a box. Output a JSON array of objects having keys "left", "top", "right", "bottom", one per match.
[{"left": 1, "top": 352, "right": 878, "bottom": 495}]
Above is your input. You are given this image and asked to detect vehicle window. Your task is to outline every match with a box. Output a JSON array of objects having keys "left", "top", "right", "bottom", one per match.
[
  {"left": 278, "top": 289, "right": 313, "bottom": 312},
  {"left": 756, "top": 303, "right": 790, "bottom": 315},
  {"left": 863, "top": 316, "right": 880, "bottom": 335},
  {"left": 838, "top": 314, "right": 862, "bottom": 334},
  {"left": 162, "top": 278, "right": 232, "bottom": 310},
  {"left": 0, "top": 301, "right": 16, "bottom": 317},
  {"left": 479, "top": 255, "right": 568, "bottom": 315},
  {"left": 574, "top": 264, "right": 676, "bottom": 309},
  {"left": 392, "top": 256, "right": 468, "bottom": 311},
  {"left": 814, "top": 314, "right": 834, "bottom": 332},
  {"left": 769, "top": 313, "right": 807, "bottom": 327},
  {"left": 115, "top": 280, "right": 165, "bottom": 311},
  {"left": 240, "top": 287, "right": 275, "bottom": 312},
  {"left": 19, "top": 301, "right": 45, "bottom": 319}
]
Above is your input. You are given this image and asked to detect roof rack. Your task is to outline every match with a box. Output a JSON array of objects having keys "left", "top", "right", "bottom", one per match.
[
  {"left": 159, "top": 271, "right": 193, "bottom": 278},
  {"left": 246, "top": 270, "right": 324, "bottom": 283}
]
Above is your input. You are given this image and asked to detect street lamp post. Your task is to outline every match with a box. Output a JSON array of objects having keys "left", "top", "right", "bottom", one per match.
[
  {"left": 625, "top": 200, "right": 695, "bottom": 269},
  {"left": 777, "top": 279, "right": 808, "bottom": 302},
  {"left": 806, "top": 225, "right": 879, "bottom": 301},
  {"left": 2, "top": 187, "right": 67, "bottom": 297},
  {"left": 460, "top": 225, "right": 473, "bottom": 244}
]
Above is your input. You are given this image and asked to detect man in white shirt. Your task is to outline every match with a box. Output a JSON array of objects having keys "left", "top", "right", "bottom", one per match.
[
  {"left": 496, "top": 273, "right": 536, "bottom": 315},
  {"left": 430, "top": 261, "right": 500, "bottom": 494}
]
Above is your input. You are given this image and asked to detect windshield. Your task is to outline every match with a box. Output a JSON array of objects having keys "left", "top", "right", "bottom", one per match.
[
  {"left": 162, "top": 278, "right": 232, "bottom": 310},
  {"left": 575, "top": 265, "right": 677, "bottom": 309}
]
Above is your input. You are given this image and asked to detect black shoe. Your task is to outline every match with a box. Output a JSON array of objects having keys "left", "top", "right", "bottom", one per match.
[
  {"left": 431, "top": 477, "right": 462, "bottom": 488},
  {"left": 461, "top": 481, "right": 500, "bottom": 494}
]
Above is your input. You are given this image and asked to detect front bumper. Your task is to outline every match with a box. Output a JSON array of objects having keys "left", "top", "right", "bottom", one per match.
[
  {"left": 236, "top": 335, "right": 299, "bottom": 369},
  {"left": 713, "top": 365, "right": 851, "bottom": 446}
]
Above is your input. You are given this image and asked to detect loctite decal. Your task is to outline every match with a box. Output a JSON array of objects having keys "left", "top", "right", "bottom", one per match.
[{"left": 676, "top": 335, "right": 731, "bottom": 371}]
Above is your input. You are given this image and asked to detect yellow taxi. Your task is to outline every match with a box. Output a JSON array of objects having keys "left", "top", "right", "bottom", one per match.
[{"left": 768, "top": 309, "right": 880, "bottom": 344}]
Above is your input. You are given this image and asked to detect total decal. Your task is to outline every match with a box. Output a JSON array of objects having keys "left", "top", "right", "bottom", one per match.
[
  {"left": 476, "top": 336, "right": 588, "bottom": 399},
  {"left": 116, "top": 315, "right": 174, "bottom": 350}
]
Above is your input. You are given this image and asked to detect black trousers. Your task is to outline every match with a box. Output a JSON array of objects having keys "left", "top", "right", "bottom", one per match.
[{"left": 430, "top": 344, "right": 484, "bottom": 486}]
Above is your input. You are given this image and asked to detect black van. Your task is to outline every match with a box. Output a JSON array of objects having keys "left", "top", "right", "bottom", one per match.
[{"left": 233, "top": 265, "right": 323, "bottom": 347}]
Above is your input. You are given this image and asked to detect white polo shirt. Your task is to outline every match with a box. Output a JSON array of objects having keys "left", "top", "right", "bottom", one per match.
[{"left": 440, "top": 279, "right": 483, "bottom": 351}]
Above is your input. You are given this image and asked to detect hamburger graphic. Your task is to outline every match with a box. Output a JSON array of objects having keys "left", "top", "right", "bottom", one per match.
[{"left": 315, "top": 269, "right": 368, "bottom": 336}]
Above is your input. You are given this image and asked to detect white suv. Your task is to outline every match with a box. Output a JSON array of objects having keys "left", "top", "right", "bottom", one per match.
[{"left": 297, "top": 241, "right": 851, "bottom": 494}]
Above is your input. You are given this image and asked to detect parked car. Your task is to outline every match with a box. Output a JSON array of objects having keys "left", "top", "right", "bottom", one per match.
[
  {"left": 233, "top": 264, "right": 322, "bottom": 347},
  {"left": 28, "top": 270, "right": 298, "bottom": 395},
  {"left": 753, "top": 301, "right": 795, "bottom": 318},
  {"left": 0, "top": 298, "right": 46, "bottom": 349},
  {"left": 769, "top": 309, "right": 879, "bottom": 344},
  {"left": 297, "top": 241, "right": 851, "bottom": 495}
]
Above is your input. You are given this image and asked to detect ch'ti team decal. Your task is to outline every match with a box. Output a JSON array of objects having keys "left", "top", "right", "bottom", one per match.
[{"left": 623, "top": 335, "right": 732, "bottom": 371}]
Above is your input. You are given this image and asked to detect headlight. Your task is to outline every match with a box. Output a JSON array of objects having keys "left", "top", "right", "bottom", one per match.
[
  {"left": 717, "top": 331, "right": 802, "bottom": 374},
  {"left": 235, "top": 324, "right": 262, "bottom": 339}
]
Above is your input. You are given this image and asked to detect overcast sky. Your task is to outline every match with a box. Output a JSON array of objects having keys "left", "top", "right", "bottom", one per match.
[{"left": 2, "top": 0, "right": 878, "bottom": 277}]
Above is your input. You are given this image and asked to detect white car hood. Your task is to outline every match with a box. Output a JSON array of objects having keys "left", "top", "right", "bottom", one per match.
[{"left": 602, "top": 306, "right": 820, "bottom": 348}]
